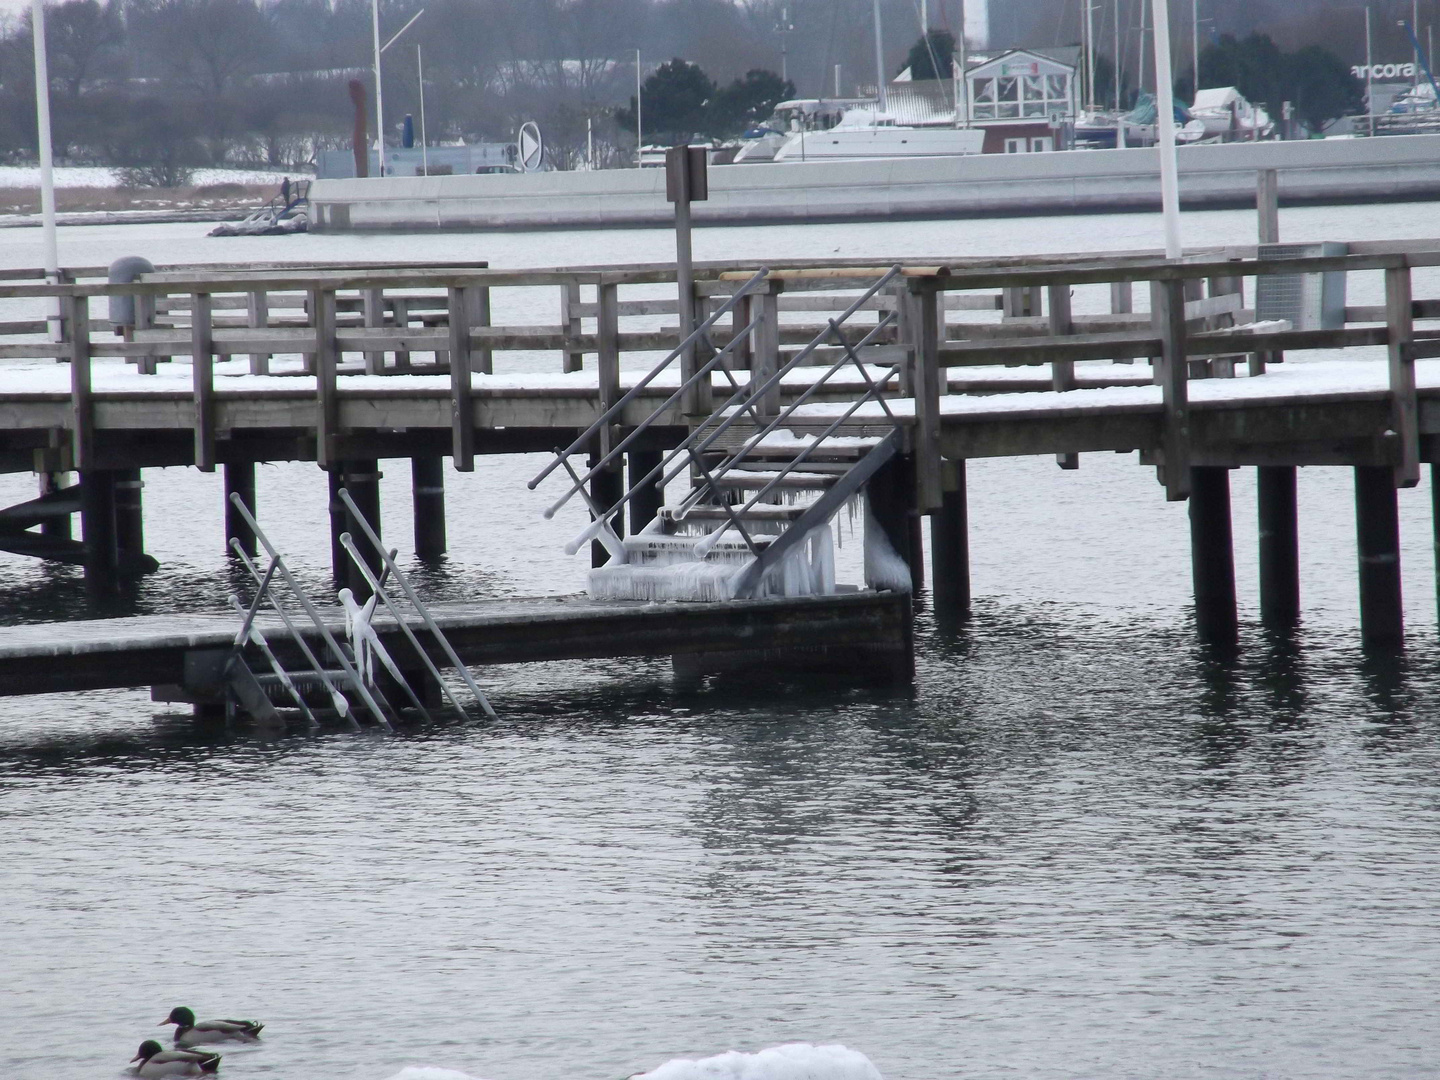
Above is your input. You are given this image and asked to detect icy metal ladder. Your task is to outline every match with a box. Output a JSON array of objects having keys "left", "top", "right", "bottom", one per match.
[
  {"left": 223, "top": 492, "right": 494, "bottom": 725},
  {"left": 528, "top": 265, "right": 910, "bottom": 600}
]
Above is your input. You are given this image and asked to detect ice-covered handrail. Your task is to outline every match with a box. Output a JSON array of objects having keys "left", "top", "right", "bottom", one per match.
[
  {"left": 541, "top": 309, "right": 765, "bottom": 520},
  {"left": 561, "top": 267, "right": 906, "bottom": 558},
  {"left": 527, "top": 267, "right": 770, "bottom": 492}
]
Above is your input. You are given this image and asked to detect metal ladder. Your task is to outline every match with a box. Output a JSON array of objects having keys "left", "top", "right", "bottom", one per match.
[
  {"left": 529, "top": 266, "right": 910, "bottom": 601},
  {"left": 223, "top": 492, "right": 495, "bottom": 725}
]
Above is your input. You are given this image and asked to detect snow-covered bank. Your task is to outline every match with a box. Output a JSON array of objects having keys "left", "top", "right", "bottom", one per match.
[{"left": 0, "top": 165, "right": 301, "bottom": 188}]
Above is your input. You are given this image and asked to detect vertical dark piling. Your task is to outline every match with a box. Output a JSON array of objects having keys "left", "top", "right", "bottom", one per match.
[
  {"left": 930, "top": 459, "right": 970, "bottom": 614},
  {"left": 1257, "top": 465, "right": 1300, "bottom": 625},
  {"left": 113, "top": 469, "right": 145, "bottom": 567},
  {"left": 1189, "top": 466, "right": 1238, "bottom": 642},
  {"left": 224, "top": 460, "right": 257, "bottom": 557},
  {"left": 1355, "top": 465, "right": 1404, "bottom": 645},
  {"left": 411, "top": 456, "right": 447, "bottom": 559},
  {"left": 867, "top": 453, "right": 915, "bottom": 592},
  {"left": 342, "top": 460, "right": 383, "bottom": 598},
  {"left": 79, "top": 469, "right": 118, "bottom": 594},
  {"left": 39, "top": 472, "right": 72, "bottom": 542},
  {"left": 628, "top": 449, "right": 664, "bottom": 535},
  {"left": 588, "top": 453, "right": 624, "bottom": 568}
]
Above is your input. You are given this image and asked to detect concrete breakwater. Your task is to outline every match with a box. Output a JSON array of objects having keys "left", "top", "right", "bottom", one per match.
[{"left": 308, "top": 134, "right": 1440, "bottom": 232}]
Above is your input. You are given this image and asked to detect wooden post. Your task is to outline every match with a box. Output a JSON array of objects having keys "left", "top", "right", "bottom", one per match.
[
  {"left": 667, "top": 146, "right": 706, "bottom": 418},
  {"left": 560, "top": 281, "right": 584, "bottom": 373},
  {"left": 39, "top": 471, "right": 71, "bottom": 542},
  {"left": 1257, "top": 465, "right": 1300, "bottom": 626},
  {"left": 391, "top": 296, "right": 412, "bottom": 371},
  {"left": 247, "top": 290, "right": 270, "bottom": 375},
  {"left": 472, "top": 285, "right": 492, "bottom": 375},
  {"left": 1355, "top": 465, "right": 1404, "bottom": 645},
  {"left": 754, "top": 285, "right": 782, "bottom": 417},
  {"left": 1189, "top": 466, "right": 1238, "bottom": 643},
  {"left": 1109, "top": 281, "right": 1133, "bottom": 314},
  {"left": 866, "top": 452, "right": 914, "bottom": 592},
  {"left": 930, "top": 458, "right": 969, "bottom": 614},
  {"left": 225, "top": 461, "right": 257, "bottom": 557},
  {"left": 313, "top": 287, "right": 339, "bottom": 469},
  {"left": 363, "top": 286, "right": 386, "bottom": 374},
  {"left": 113, "top": 468, "right": 145, "bottom": 568},
  {"left": 1048, "top": 282, "right": 1078, "bottom": 470},
  {"left": 1150, "top": 277, "right": 1191, "bottom": 501},
  {"left": 79, "top": 469, "right": 118, "bottom": 595},
  {"left": 66, "top": 294, "right": 93, "bottom": 472},
  {"left": 136, "top": 290, "right": 158, "bottom": 375},
  {"left": 628, "top": 449, "right": 664, "bottom": 534},
  {"left": 1257, "top": 168, "right": 1280, "bottom": 245},
  {"left": 412, "top": 455, "right": 446, "bottom": 558},
  {"left": 588, "top": 452, "right": 624, "bottom": 568},
  {"left": 191, "top": 291, "right": 215, "bottom": 471},
  {"left": 448, "top": 285, "right": 475, "bottom": 470},
  {"left": 327, "top": 467, "right": 346, "bottom": 585},
  {"left": 1433, "top": 462, "right": 1440, "bottom": 623},
  {"left": 342, "top": 460, "right": 383, "bottom": 599},
  {"left": 1386, "top": 262, "right": 1418, "bottom": 488},
  {"left": 910, "top": 281, "right": 944, "bottom": 513}
]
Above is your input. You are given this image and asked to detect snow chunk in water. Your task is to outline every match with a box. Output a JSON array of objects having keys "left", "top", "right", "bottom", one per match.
[
  {"left": 381, "top": 1068, "right": 492, "bottom": 1080},
  {"left": 632, "top": 1043, "right": 883, "bottom": 1080}
]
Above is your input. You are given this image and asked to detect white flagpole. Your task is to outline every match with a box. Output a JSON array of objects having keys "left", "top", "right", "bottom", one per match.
[
  {"left": 31, "top": 0, "right": 59, "bottom": 333},
  {"left": 1151, "top": 0, "right": 1182, "bottom": 259}
]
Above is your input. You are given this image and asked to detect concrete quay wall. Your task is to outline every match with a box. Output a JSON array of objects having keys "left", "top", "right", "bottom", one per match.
[{"left": 308, "top": 135, "right": 1440, "bottom": 232}]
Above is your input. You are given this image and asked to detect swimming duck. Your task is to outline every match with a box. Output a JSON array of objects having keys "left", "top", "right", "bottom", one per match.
[
  {"left": 160, "top": 1007, "right": 264, "bottom": 1047},
  {"left": 130, "top": 1040, "right": 220, "bottom": 1077}
]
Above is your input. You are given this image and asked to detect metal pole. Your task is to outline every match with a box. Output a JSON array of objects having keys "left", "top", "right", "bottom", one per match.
[
  {"left": 371, "top": 0, "right": 385, "bottom": 175},
  {"left": 922, "top": 0, "right": 928, "bottom": 34},
  {"left": 1192, "top": 0, "right": 1199, "bottom": 96},
  {"left": 1086, "top": 0, "right": 1096, "bottom": 109},
  {"left": 417, "top": 45, "right": 428, "bottom": 174},
  {"left": 1366, "top": 8, "right": 1374, "bottom": 137},
  {"left": 1115, "top": 0, "right": 1122, "bottom": 110},
  {"left": 873, "top": 0, "right": 887, "bottom": 112},
  {"left": 31, "top": 0, "right": 58, "bottom": 337},
  {"left": 635, "top": 49, "right": 643, "bottom": 168},
  {"left": 1415, "top": 0, "right": 1422, "bottom": 86},
  {"left": 1152, "top": 0, "right": 1183, "bottom": 259},
  {"left": 1138, "top": 0, "right": 1148, "bottom": 95}
]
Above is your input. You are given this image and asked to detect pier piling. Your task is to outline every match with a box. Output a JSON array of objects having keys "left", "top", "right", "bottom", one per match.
[
  {"left": 342, "top": 461, "right": 383, "bottom": 598},
  {"left": 411, "top": 457, "right": 447, "bottom": 559},
  {"left": 1355, "top": 465, "right": 1404, "bottom": 644},
  {"left": 589, "top": 453, "right": 624, "bottom": 567},
  {"left": 930, "top": 459, "right": 970, "bottom": 614},
  {"left": 224, "top": 461, "right": 257, "bottom": 558},
  {"left": 628, "top": 450, "right": 664, "bottom": 534},
  {"left": 1189, "top": 466, "right": 1238, "bottom": 642},
  {"left": 38, "top": 471, "right": 70, "bottom": 542},
  {"left": 114, "top": 469, "right": 144, "bottom": 564},
  {"left": 79, "top": 469, "right": 118, "bottom": 594},
  {"left": 1257, "top": 465, "right": 1300, "bottom": 625}
]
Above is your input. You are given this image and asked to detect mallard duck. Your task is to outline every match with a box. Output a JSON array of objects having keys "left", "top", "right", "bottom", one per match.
[
  {"left": 160, "top": 1007, "right": 264, "bottom": 1047},
  {"left": 130, "top": 1040, "right": 220, "bottom": 1077}
]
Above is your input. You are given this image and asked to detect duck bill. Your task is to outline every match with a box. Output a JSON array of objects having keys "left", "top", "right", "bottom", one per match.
[
  {"left": 158, "top": 1019, "right": 174, "bottom": 1026},
  {"left": 131, "top": 1052, "right": 145, "bottom": 1062}
]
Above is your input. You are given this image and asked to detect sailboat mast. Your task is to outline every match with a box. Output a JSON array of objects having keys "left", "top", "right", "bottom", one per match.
[
  {"left": 1086, "top": 0, "right": 1097, "bottom": 109},
  {"left": 873, "top": 0, "right": 887, "bottom": 112}
]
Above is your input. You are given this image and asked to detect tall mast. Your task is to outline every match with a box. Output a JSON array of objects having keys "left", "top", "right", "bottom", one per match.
[{"left": 873, "top": 0, "right": 887, "bottom": 112}]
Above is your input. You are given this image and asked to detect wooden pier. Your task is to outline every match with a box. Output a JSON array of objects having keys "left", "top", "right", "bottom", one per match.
[{"left": 3, "top": 182, "right": 1440, "bottom": 712}]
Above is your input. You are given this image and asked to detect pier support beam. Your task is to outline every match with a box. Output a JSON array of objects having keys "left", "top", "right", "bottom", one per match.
[
  {"left": 1257, "top": 465, "right": 1300, "bottom": 626},
  {"left": 1355, "top": 465, "right": 1404, "bottom": 645},
  {"left": 79, "top": 469, "right": 118, "bottom": 594},
  {"left": 114, "top": 469, "right": 144, "bottom": 566},
  {"left": 39, "top": 471, "right": 71, "bottom": 542},
  {"left": 341, "top": 460, "right": 383, "bottom": 598},
  {"left": 866, "top": 453, "right": 915, "bottom": 592},
  {"left": 588, "top": 453, "right": 624, "bottom": 567},
  {"left": 1189, "top": 466, "right": 1238, "bottom": 643},
  {"left": 930, "top": 459, "right": 969, "bottom": 614},
  {"left": 628, "top": 450, "right": 664, "bottom": 535},
  {"left": 411, "top": 456, "right": 446, "bottom": 559},
  {"left": 224, "top": 461, "right": 257, "bottom": 557}
]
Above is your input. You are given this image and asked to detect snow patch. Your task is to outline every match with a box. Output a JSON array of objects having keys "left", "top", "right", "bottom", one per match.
[
  {"left": 632, "top": 1043, "right": 883, "bottom": 1080},
  {"left": 381, "top": 1069, "right": 492, "bottom": 1080}
]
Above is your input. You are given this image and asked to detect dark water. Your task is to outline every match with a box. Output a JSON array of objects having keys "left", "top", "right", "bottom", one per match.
[{"left": 5, "top": 212, "right": 1440, "bottom": 1079}]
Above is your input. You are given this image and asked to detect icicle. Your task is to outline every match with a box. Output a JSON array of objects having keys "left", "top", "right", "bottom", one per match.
[{"left": 864, "top": 502, "right": 912, "bottom": 593}]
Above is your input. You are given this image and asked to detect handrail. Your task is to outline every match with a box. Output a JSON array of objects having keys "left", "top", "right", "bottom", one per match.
[
  {"left": 540, "top": 310, "right": 765, "bottom": 519},
  {"left": 559, "top": 268, "right": 905, "bottom": 557},
  {"left": 527, "top": 267, "right": 769, "bottom": 491}
]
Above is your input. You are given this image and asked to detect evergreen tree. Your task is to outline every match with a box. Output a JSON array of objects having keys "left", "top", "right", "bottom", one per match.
[
  {"left": 709, "top": 69, "right": 794, "bottom": 135},
  {"left": 901, "top": 30, "right": 955, "bottom": 81},
  {"left": 615, "top": 59, "right": 715, "bottom": 144}
]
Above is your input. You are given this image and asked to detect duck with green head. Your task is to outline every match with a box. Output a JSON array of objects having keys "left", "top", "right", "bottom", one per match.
[
  {"left": 160, "top": 1007, "right": 264, "bottom": 1047},
  {"left": 130, "top": 1040, "right": 220, "bottom": 1077}
]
